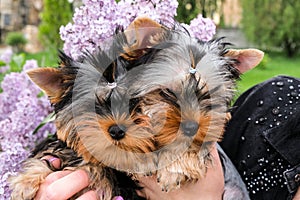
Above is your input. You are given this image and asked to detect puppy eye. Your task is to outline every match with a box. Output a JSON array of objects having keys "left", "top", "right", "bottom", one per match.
[
  {"left": 129, "top": 98, "right": 142, "bottom": 113},
  {"left": 133, "top": 118, "right": 144, "bottom": 125}
]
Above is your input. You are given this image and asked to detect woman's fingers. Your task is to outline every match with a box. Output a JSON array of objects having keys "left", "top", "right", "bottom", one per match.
[
  {"left": 46, "top": 169, "right": 90, "bottom": 200},
  {"left": 34, "top": 170, "right": 70, "bottom": 200},
  {"left": 36, "top": 156, "right": 122, "bottom": 200},
  {"left": 45, "top": 170, "right": 73, "bottom": 183},
  {"left": 35, "top": 169, "right": 90, "bottom": 200}
]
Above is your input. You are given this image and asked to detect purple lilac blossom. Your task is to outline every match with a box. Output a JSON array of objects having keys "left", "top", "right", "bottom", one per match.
[
  {"left": 0, "top": 49, "right": 13, "bottom": 73},
  {"left": 0, "top": 60, "right": 55, "bottom": 199},
  {"left": 0, "top": 49, "right": 13, "bottom": 64},
  {"left": 60, "top": 0, "right": 215, "bottom": 60},
  {"left": 0, "top": 66, "right": 9, "bottom": 74},
  {"left": 60, "top": 0, "right": 179, "bottom": 59},
  {"left": 187, "top": 14, "right": 216, "bottom": 42}
]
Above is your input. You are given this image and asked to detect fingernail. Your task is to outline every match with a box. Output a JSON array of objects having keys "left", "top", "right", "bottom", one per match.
[
  {"left": 115, "top": 196, "right": 124, "bottom": 200},
  {"left": 48, "top": 157, "right": 59, "bottom": 163},
  {"left": 41, "top": 156, "right": 61, "bottom": 170}
]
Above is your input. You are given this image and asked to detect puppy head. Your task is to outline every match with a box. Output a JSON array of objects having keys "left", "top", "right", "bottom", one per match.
[
  {"left": 26, "top": 17, "right": 171, "bottom": 173},
  {"left": 133, "top": 29, "right": 264, "bottom": 156}
]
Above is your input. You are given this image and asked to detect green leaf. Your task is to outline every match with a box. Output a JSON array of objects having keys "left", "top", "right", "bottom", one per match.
[
  {"left": 0, "top": 60, "right": 6, "bottom": 67},
  {"left": 10, "top": 53, "right": 25, "bottom": 72},
  {"left": 32, "top": 112, "right": 56, "bottom": 135}
]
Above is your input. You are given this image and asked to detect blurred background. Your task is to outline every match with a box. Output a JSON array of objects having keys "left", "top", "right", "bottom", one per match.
[{"left": 0, "top": 0, "right": 299, "bottom": 93}]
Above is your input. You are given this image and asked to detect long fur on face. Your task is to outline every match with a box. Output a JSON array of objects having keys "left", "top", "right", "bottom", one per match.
[{"left": 130, "top": 31, "right": 239, "bottom": 148}]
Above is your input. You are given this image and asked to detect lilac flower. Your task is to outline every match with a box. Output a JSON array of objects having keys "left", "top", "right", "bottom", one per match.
[
  {"left": 0, "top": 60, "right": 55, "bottom": 199},
  {"left": 0, "top": 143, "right": 29, "bottom": 199},
  {"left": 60, "top": 0, "right": 179, "bottom": 59},
  {"left": 0, "top": 49, "right": 13, "bottom": 74},
  {"left": 0, "top": 49, "right": 13, "bottom": 64},
  {"left": 187, "top": 14, "right": 216, "bottom": 42},
  {"left": 60, "top": 0, "right": 118, "bottom": 59},
  {"left": 0, "top": 66, "right": 9, "bottom": 74},
  {"left": 60, "top": 0, "right": 215, "bottom": 59}
]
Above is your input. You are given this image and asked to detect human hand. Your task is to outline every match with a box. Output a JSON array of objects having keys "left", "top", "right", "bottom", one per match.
[
  {"left": 136, "top": 143, "right": 224, "bottom": 200},
  {"left": 36, "top": 145, "right": 223, "bottom": 200},
  {"left": 35, "top": 156, "right": 123, "bottom": 200}
]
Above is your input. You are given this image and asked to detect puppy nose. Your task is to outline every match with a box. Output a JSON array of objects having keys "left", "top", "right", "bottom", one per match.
[
  {"left": 181, "top": 121, "right": 199, "bottom": 137},
  {"left": 108, "top": 125, "right": 126, "bottom": 140}
]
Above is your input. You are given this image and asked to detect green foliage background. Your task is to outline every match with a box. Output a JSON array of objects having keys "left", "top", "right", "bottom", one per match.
[
  {"left": 241, "top": 0, "right": 300, "bottom": 57},
  {"left": 5, "top": 32, "right": 27, "bottom": 53},
  {"left": 176, "top": 0, "right": 220, "bottom": 23},
  {"left": 38, "top": 0, "right": 73, "bottom": 49}
]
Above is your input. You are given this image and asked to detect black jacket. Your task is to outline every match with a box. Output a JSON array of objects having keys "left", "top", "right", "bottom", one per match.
[{"left": 220, "top": 76, "right": 300, "bottom": 200}]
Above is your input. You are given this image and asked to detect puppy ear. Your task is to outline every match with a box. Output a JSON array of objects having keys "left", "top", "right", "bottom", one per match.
[
  {"left": 27, "top": 68, "right": 65, "bottom": 104},
  {"left": 225, "top": 49, "right": 264, "bottom": 73},
  {"left": 123, "top": 16, "right": 165, "bottom": 59}
]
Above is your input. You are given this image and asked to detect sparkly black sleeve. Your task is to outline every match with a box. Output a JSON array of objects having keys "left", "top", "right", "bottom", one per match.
[{"left": 220, "top": 75, "right": 300, "bottom": 200}]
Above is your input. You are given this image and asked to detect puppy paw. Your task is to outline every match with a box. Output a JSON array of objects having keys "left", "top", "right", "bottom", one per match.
[
  {"left": 9, "top": 158, "right": 52, "bottom": 200},
  {"left": 156, "top": 169, "right": 187, "bottom": 192}
]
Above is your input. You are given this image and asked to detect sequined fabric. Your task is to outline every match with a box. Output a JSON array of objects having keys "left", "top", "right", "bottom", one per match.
[{"left": 220, "top": 75, "right": 300, "bottom": 200}]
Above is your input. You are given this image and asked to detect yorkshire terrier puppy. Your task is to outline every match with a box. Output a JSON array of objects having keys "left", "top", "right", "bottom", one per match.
[
  {"left": 127, "top": 18, "right": 264, "bottom": 192},
  {"left": 9, "top": 18, "right": 165, "bottom": 200}
]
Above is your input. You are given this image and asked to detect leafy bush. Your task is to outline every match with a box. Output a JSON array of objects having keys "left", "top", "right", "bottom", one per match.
[
  {"left": 5, "top": 32, "right": 27, "bottom": 53},
  {"left": 176, "top": 0, "right": 221, "bottom": 24},
  {"left": 241, "top": 0, "right": 300, "bottom": 57},
  {"left": 38, "top": 0, "right": 73, "bottom": 49},
  {"left": 176, "top": 0, "right": 199, "bottom": 23}
]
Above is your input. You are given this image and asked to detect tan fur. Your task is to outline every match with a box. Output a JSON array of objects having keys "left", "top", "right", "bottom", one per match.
[
  {"left": 9, "top": 159, "right": 52, "bottom": 200},
  {"left": 122, "top": 17, "right": 166, "bottom": 60},
  {"left": 26, "top": 68, "right": 75, "bottom": 104},
  {"left": 156, "top": 150, "right": 212, "bottom": 192},
  {"left": 9, "top": 162, "right": 114, "bottom": 200},
  {"left": 55, "top": 112, "right": 156, "bottom": 173}
]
